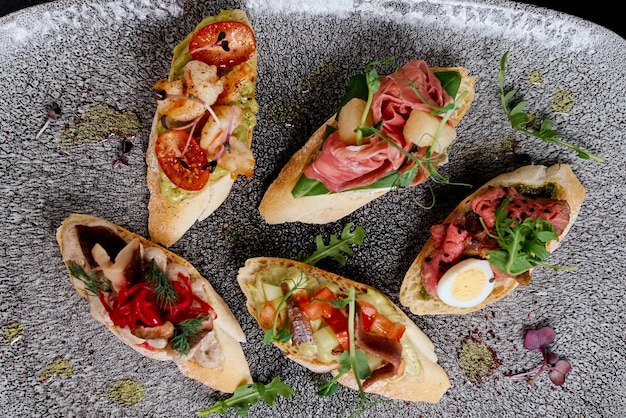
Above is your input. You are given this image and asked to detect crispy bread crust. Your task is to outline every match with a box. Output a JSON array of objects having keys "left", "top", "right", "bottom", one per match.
[
  {"left": 237, "top": 257, "right": 451, "bottom": 403},
  {"left": 57, "top": 213, "right": 252, "bottom": 393},
  {"left": 399, "top": 164, "right": 586, "bottom": 315},
  {"left": 258, "top": 66, "right": 476, "bottom": 224},
  {"left": 147, "top": 10, "right": 256, "bottom": 247}
]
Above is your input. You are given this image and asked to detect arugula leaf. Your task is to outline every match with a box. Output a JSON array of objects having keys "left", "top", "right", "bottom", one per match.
[
  {"left": 197, "top": 376, "right": 294, "bottom": 417},
  {"left": 143, "top": 259, "right": 178, "bottom": 308},
  {"left": 299, "top": 223, "right": 365, "bottom": 266},
  {"left": 498, "top": 51, "right": 604, "bottom": 162},
  {"left": 484, "top": 197, "right": 576, "bottom": 276},
  {"left": 171, "top": 316, "right": 207, "bottom": 355},
  {"left": 66, "top": 261, "right": 112, "bottom": 295}
]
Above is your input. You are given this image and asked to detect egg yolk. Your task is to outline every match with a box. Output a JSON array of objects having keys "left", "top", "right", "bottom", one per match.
[{"left": 451, "top": 268, "right": 487, "bottom": 301}]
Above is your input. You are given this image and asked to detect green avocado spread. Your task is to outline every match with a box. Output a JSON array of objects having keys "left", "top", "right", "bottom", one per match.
[{"left": 159, "top": 10, "right": 258, "bottom": 203}]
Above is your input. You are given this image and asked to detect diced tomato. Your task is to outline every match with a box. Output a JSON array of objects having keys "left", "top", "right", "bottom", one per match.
[
  {"left": 189, "top": 21, "right": 256, "bottom": 68},
  {"left": 369, "top": 313, "right": 406, "bottom": 342},
  {"left": 304, "top": 287, "right": 336, "bottom": 321},
  {"left": 260, "top": 301, "right": 278, "bottom": 328},
  {"left": 155, "top": 130, "right": 210, "bottom": 191},
  {"left": 357, "top": 301, "right": 378, "bottom": 332},
  {"left": 335, "top": 329, "right": 349, "bottom": 351}
]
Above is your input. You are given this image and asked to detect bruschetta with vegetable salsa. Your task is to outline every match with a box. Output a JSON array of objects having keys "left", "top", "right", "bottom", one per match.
[
  {"left": 57, "top": 213, "right": 252, "bottom": 393},
  {"left": 258, "top": 59, "right": 475, "bottom": 224},
  {"left": 147, "top": 9, "right": 258, "bottom": 246},
  {"left": 237, "top": 257, "right": 450, "bottom": 403},
  {"left": 400, "top": 164, "right": 586, "bottom": 315}
]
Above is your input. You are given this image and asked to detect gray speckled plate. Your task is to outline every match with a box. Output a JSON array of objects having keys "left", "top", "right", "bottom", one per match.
[{"left": 1, "top": 0, "right": 625, "bottom": 417}]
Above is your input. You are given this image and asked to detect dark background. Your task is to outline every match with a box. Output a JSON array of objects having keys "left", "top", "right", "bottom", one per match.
[{"left": 0, "top": 0, "right": 623, "bottom": 39}]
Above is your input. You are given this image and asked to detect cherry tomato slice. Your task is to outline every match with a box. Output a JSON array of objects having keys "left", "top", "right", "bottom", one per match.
[
  {"left": 189, "top": 21, "right": 256, "bottom": 68},
  {"left": 155, "top": 130, "right": 210, "bottom": 191}
]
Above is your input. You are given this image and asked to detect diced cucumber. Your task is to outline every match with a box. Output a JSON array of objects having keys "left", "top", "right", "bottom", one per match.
[
  {"left": 313, "top": 326, "right": 340, "bottom": 363},
  {"left": 262, "top": 282, "right": 283, "bottom": 301}
]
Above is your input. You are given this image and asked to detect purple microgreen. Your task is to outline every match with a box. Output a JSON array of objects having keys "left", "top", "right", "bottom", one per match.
[
  {"left": 112, "top": 137, "right": 134, "bottom": 169},
  {"left": 36, "top": 102, "right": 61, "bottom": 139},
  {"left": 523, "top": 326, "right": 555, "bottom": 351},
  {"left": 505, "top": 326, "right": 571, "bottom": 386}
]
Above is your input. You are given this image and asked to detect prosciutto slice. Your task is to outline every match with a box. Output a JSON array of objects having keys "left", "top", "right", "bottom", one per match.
[{"left": 303, "top": 60, "right": 453, "bottom": 192}]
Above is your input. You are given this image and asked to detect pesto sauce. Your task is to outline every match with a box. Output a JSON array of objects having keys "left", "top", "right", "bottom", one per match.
[
  {"left": 513, "top": 182, "right": 559, "bottom": 199},
  {"left": 158, "top": 10, "right": 258, "bottom": 203},
  {"left": 39, "top": 358, "right": 74, "bottom": 381},
  {"left": 108, "top": 379, "right": 146, "bottom": 407}
]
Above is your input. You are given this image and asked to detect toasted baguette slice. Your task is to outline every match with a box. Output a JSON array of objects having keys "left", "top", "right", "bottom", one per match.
[
  {"left": 147, "top": 9, "right": 257, "bottom": 247},
  {"left": 237, "top": 257, "right": 450, "bottom": 403},
  {"left": 400, "top": 164, "right": 586, "bottom": 315},
  {"left": 258, "top": 65, "right": 475, "bottom": 224},
  {"left": 57, "top": 213, "right": 252, "bottom": 393}
]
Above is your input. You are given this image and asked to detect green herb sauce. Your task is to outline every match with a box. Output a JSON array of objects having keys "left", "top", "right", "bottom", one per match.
[
  {"left": 1, "top": 322, "right": 24, "bottom": 345},
  {"left": 551, "top": 87, "right": 575, "bottom": 114},
  {"left": 513, "top": 182, "right": 559, "bottom": 199},
  {"left": 108, "top": 379, "right": 146, "bottom": 407},
  {"left": 457, "top": 337, "right": 500, "bottom": 384},
  {"left": 39, "top": 357, "right": 74, "bottom": 382},
  {"left": 59, "top": 103, "right": 140, "bottom": 147}
]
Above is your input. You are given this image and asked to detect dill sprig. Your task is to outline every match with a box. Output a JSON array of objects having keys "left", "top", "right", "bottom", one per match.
[
  {"left": 171, "top": 316, "right": 207, "bottom": 355},
  {"left": 143, "top": 259, "right": 178, "bottom": 308},
  {"left": 66, "top": 261, "right": 111, "bottom": 295}
]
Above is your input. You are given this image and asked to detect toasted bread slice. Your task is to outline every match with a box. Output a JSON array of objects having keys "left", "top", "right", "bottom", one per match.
[
  {"left": 57, "top": 213, "right": 252, "bottom": 393},
  {"left": 237, "top": 257, "right": 450, "bottom": 403},
  {"left": 258, "top": 65, "right": 475, "bottom": 224},
  {"left": 399, "top": 164, "right": 586, "bottom": 315},
  {"left": 147, "top": 9, "right": 257, "bottom": 246}
]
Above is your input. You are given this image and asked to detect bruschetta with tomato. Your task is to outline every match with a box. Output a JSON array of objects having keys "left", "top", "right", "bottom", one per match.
[
  {"left": 57, "top": 213, "right": 252, "bottom": 393},
  {"left": 147, "top": 9, "right": 258, "bottom": 246},
  {"left": 236, "top": 257, "right": 450, "bottom": 403},
  {"left": 258, "top": 60, "right": 475, "bottom": 224},
  {"left": 399, "top": 164, "right": 586, "bottom": 315}
]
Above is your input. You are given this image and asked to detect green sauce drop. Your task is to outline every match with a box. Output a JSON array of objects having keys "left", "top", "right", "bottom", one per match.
[
  {"left": 551, "top": 87, "right": 575, "bottom": 114},
  {"left": 1, "top": 322, "right": 24, "bottom": 345},
  {"left": 457, "top": 337, "right": 500, "bottom": 384},
  {"left": 40, "top": 357, "right": 74, "bottom": 381},
  {"left": 59, "top": 102, "right": 141, "bottom": 147},
  {"left": 108, "top": 379, "right": 146, "bottom": 407}
]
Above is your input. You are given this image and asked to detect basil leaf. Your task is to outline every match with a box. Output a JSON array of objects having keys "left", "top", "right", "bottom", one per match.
[{"left": 434, "top": 70, "right": 462, "bottom": 98}]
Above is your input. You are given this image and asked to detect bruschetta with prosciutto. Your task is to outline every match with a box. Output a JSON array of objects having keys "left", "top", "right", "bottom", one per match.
[
  {"left": 399, "top": 164, "right": 586, "bottom": 315},
  {"left": 147, "top": 9, "right": 258, "bottom": 246},
  {"left": 57, "top": 213, "right": 252, "bottom": 393},
  {"left": 258, "top": 59, "right": 475, "bottom": 224}
]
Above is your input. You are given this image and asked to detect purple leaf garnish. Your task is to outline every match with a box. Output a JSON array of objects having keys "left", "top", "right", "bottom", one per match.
[
  {"left": 505, "top": 326, "right": 571, "bottom": 387},
  {"left": 523, "top": 326, "right": 555, "bottom": 350}
]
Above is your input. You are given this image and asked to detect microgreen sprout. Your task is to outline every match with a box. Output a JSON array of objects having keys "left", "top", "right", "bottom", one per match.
[
  {"left": 504, "top": 326, "right": 571, "bottom": 386},
  {"left": 190, "top": 30, "right": 231, "bottom": 58},
  {"left": 112, "top": 137, "right": 134, "bottom": 168},
  {"left": 35, "top": 101, "right": 61, "bottom": 139},
  {"left": 498, "top": 51, "right": 604, "bottom": 162}
]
